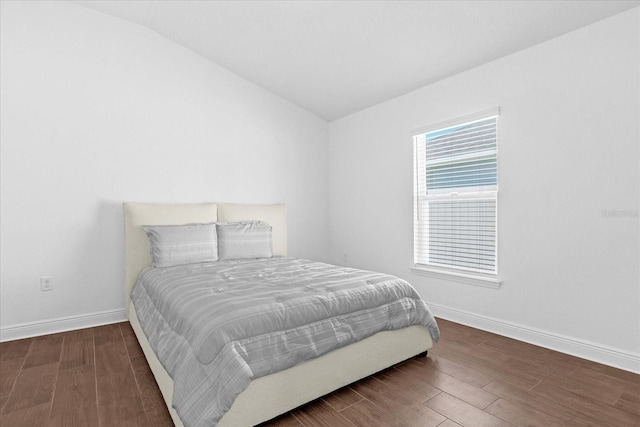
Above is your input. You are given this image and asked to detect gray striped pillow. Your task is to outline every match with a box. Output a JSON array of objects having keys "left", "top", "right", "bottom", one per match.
[
  {"left": 217, "top": 221, "right": 272, "bottom": 260},
  {"left": 143, "top": 223, "right": 218, "bottom": 267}
]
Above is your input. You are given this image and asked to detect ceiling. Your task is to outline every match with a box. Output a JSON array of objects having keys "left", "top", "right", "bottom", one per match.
[{"left": 71, "top": 0, "right": 639, "bottom": 121}]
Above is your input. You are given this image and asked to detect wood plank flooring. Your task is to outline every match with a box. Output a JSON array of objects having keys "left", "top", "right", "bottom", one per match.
[{"left": 1, "top": 318, "right": 638, "bottom": 426}]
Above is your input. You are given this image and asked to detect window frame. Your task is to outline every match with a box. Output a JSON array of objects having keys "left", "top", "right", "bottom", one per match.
[{"left": 412, "top": 108, "right": 502, "bottom": 288}]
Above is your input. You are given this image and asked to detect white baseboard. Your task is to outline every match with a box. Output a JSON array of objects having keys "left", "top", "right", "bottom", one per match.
[
  {"left": 0, "top": 309, "right": 128, "bottom": 342},
  {"left": 2, "top": 304, "right": 638, "bottom": 374},
  {"left": 428, "top": 302, "right": 640, "bottom": 374}
]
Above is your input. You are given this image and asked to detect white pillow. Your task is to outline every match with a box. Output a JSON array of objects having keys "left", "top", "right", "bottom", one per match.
[
  {"left": 217, "top": 221, "right": 273, "bottom": 260},
  {"left": 143, "top": 223, "right": 218, "bottom": 267}
]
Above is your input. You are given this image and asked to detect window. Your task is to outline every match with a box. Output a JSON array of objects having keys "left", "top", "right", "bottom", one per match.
[{"left": 413, "top": 109, "right": 499, "bottom": 278}]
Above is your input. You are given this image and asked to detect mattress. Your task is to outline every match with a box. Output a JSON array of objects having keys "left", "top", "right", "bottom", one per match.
[{"left": 131, "top": 257, "right": 439, "bottom": 426}]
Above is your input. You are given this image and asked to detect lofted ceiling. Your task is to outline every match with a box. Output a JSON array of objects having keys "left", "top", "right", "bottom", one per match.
[{"left": 71, "top": 0, "right": 639, "bottom": 121}]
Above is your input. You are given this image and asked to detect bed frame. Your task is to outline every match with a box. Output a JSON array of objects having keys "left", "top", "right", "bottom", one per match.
[{"left": 123, "top": 202, "right": 433, "bottom": 426}]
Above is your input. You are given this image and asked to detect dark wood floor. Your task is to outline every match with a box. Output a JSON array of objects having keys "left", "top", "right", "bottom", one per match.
[{"left": 1, "top": 319, "right": 638, "bottom": 427}]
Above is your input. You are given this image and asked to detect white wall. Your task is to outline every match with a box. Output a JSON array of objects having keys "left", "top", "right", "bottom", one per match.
[
  {"left": 2, "top": 1, "right": 638, "bottom": 372},
  {"left": 0, "top": 1, "right": 329, "bottom": 331},
  {"left": 329, "top": 9, "right": 639, "bottom": 369}
]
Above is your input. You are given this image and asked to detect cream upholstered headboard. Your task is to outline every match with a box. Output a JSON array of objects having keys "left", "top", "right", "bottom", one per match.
[{"left": 123, "top": 202, "right": 287, "bottom": 311}]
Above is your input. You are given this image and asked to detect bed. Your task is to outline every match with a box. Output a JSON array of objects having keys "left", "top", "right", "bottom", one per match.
[{"left": 123, "top": 202, "right": 438, "bottom": 427}]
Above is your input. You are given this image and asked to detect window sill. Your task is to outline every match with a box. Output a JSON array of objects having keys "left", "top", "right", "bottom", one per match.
[{"left": 410, "top": 266, "right": 502, "bottom": 289}]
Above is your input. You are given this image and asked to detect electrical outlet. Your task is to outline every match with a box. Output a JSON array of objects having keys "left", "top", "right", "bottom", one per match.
[{"left": 40, "top": 276, "right": 53, "bottom": 291}]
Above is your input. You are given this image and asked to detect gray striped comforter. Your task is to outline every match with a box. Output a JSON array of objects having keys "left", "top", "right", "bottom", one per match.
[{"left": 131, "top": 257, "right": 439, "bottom": 426}]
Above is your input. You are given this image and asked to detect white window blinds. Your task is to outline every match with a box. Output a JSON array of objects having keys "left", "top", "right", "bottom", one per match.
[{"left": 414, "top": 111, "right": 498, "bottom": 274}]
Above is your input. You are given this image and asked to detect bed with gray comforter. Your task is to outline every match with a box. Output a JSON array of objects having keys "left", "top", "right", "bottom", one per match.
[{"left": 131, "top": 256, "right": 439, "bottom": 427}]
